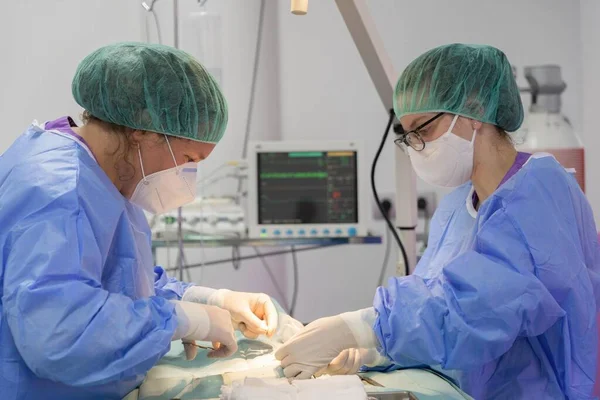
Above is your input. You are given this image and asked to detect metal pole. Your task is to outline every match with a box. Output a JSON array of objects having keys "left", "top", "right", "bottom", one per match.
[
  {"left": 177, "top": 207, "right": 184, "bottom": 280},
  {"left": 236, "top": 0, "right": 266, "bottom": 202},
  {"left": 173, "top": 0, "right": 179, "bottom": 49},
  {"left": 174, "top": 0, "right": 183, "bottom": 280}
]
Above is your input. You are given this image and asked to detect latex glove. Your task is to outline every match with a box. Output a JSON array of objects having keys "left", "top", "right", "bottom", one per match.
[
  {"left": 273, "top": 314, "right": 304, "bottom": 343},
  {"left": 173, "top": 301, "right": 238, "bottom": 360},
  {"left": 275, "top": 308, "right": 379, "bottom": 379},
  {"left": 207, "top": 289, "right": 279, "bottom": 339},
  {"left": 315, "top": 348, "right": 387, "bottom": 376}
]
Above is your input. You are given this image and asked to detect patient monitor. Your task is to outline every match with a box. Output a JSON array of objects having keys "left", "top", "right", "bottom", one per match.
[{"left": 247, "top": 140, "right": 369, "bottom": 239}]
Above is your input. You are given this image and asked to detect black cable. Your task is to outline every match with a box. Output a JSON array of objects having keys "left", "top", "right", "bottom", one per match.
[
  {"left": 417, "top": 196, "right": 431, "bottom": 245},
  {"left": 423, "top": 208, "right": 430, "bottom": 247},
  {"left": 372, "top": 109, "right": 410, "bottom": 276},
  {"left": 231, "top": 246, "right": 241, "bottom": 270},
  {"left": 289, "top": 246, "right": 299, "bottom": 318},
  {"left": 377, "top": 227, "right": 392, "bottom": 287},
  {"left": 377, "top": 200, "right": 393, "bottom": 287}
]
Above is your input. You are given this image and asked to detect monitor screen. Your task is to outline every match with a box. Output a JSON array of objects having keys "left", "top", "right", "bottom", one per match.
[{"left": 257, "top": 150, "right": 358, "bottom": 225}]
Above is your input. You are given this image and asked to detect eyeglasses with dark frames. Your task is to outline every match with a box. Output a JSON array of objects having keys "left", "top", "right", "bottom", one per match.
[{"left": 394, "top": 113, "right": 444, "bottom": 152}]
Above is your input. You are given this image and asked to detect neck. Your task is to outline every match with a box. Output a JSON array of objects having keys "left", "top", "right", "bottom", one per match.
[
  {"left": 471, "top": 133, "right": 517, "bottom": 205},
  {"left": 72, "top": 124, "right": 127, "bottom": 193}
]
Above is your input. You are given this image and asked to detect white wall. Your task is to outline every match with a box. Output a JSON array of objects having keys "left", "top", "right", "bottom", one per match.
[
  {"left": 277, "top": 0, "right": 585, "bottom": 321},
  {"left": 580, "top": 0, "right": 600, "bottom": 227},
  {"left": 0, "top": 0, "right": 289, "bottom": 307},
  {"left": 0, "top": 0, "right": 144, "bottom": 152}
]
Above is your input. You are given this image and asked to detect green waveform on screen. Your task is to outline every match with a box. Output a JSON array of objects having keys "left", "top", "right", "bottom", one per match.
[
  {"left": 260, "top": 172, "right": 328, "bottom": 179},
  {"left": 288, "top": 152, "right": 323, "bottom": 158}
]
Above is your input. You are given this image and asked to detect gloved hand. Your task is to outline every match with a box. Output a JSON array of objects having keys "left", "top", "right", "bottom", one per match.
[
  {"left": 315, "top": 348, "right": 386, "bottom": 376},
  {"left": 206, "top": 289, "right": 279, "bottom": 339},
  {"left": 173, "top": 301, "right": 238, "bottom": 360},
  {"left": 273, "top": 314, "right": 304, "bottom": 343},
  {"left": 275, "top": 308, "right": 379, "bottom": 379}
]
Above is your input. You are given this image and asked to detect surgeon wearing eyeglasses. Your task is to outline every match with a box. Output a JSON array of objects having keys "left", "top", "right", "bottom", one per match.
[
  {"left": 275, "top": 43, "right": 600, "bottom": 399},
  {"left": 0, "top": 43, "right": 306, "bottom": 400}
]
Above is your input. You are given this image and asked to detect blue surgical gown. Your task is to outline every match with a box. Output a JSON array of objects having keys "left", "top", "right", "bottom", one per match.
[
  {"left": 0, "top": 123, "right": 193, "bottom": 399},
  {"left": 373, "top": 155, "right": 600, "bottom": 399}
]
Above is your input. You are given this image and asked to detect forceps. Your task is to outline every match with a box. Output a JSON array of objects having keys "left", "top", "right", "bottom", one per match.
[{"left": 182, "top": 341, "right": 215, "bottom": 351}]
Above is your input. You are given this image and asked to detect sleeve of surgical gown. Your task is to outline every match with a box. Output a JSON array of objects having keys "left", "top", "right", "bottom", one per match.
[
  {"left": 3, "top": 208, "right": 179, "bottom": 387},
  {"left": 153, "top": 268, "right": 218, "bottom": 303},
  {"left": 373, "top": 208, "right": 566, "bottom": 370},
  {"left": 153, "top": 266, "right": 194, "bottom": 300}
]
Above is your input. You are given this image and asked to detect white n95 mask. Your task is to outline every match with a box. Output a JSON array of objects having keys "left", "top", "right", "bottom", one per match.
[
  {"left": 130, "top": 136, "right": 198, "bottom": 214},
  {"left": 407, "top": 115, "right": 477, "bottom": 188}
]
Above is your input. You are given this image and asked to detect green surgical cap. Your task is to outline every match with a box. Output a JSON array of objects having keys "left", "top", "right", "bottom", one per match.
[
  {"left": 394, "top": 43, "right": 524, "bottom": 132},
  {"left": 72, "top": 42, "right": 228, "bottom": 143}
]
